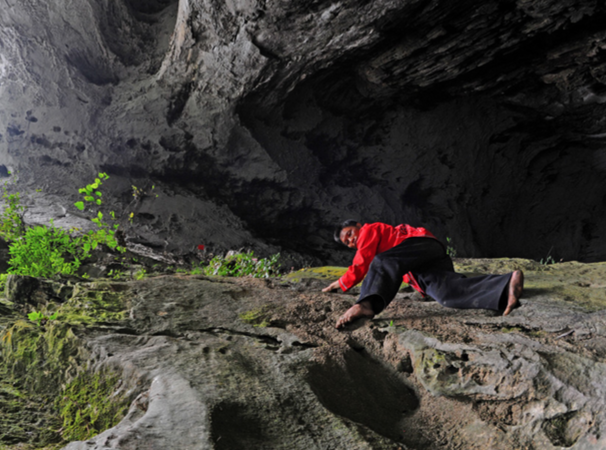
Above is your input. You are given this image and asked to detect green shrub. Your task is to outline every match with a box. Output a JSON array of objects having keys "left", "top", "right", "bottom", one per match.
[
  {"left": 4, "top": 173, "right": 126, "bottom": 279},
  {"left": 204, "top": 251, "right": 280, "bottom": 278},
  {"left": 0, "top": 180, "right": 25, "bottom": 241},
  {"left": 74, "top": 173, "right": 124, "bottom": 253},
  {"left": 8, "top": 224, "right": 87, "bottom": 278}
]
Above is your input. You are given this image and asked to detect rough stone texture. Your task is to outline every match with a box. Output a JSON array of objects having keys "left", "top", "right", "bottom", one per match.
[
  {"left": 0, "top": 1, "right": 605, "bottom": 263},
  {"left": 1, "top": 258, "right": 606, "bottom": 449}
]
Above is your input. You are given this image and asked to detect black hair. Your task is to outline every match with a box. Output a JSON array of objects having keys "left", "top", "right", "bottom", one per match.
[{"left": 333, "top": 219, "right": 361, "bottom": 245}]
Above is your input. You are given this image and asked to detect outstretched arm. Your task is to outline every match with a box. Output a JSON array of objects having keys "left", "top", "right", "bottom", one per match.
[{"left": 322, "top": 280, "right": 341, "bottom": 292}]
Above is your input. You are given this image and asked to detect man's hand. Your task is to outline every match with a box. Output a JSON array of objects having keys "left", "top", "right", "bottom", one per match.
[{"left": 322, "top": 280, "right": 341, "bottom": 292}]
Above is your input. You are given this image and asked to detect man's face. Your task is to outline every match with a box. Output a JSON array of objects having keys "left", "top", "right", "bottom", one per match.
[{"left": 340, "top": 225, "right": 361, "bottom": 249}]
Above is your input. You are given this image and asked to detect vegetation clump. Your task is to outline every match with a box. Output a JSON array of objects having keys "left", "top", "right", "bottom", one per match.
[
  {"left": 0, "top": 182, "right": 25, "bottom": 241},
  {"left": 27, "top": 310, "right": 58, "bottom": 327},
  {"left": 1, "top": 173, "right": 125, "bottom": 280},
  {"left": 205, "top": 251, "right": 280, "bottom": 278}
]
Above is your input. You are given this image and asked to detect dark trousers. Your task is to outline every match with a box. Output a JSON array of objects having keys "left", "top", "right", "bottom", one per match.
[{"left": 357, "top": 238, "right": 512, "bottom": 314}]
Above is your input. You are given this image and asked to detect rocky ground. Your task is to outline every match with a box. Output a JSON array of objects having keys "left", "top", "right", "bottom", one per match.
[{"left": 1, "top": 256, "right": 606, "bottom": 450}]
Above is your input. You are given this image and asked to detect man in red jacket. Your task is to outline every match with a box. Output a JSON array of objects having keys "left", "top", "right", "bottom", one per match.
[{"left": 323, "top": 220, "right": 524, "bottom": 329}]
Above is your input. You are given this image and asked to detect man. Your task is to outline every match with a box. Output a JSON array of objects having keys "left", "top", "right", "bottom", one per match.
[{"left": 323, "top": 220, "right": 524, "bottom": 329}]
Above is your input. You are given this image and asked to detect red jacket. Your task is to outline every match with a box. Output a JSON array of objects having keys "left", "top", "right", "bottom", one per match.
[{"left": 338, "top": 222, "right": 437, "bottom": 295}]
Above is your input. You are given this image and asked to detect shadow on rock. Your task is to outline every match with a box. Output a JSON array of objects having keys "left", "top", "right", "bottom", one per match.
[
  {"left": 211, "top": 401, "right": 270, "bottom": 450},
  {"left": 306, "top": 347, "right": 418, "bottom": 444}
]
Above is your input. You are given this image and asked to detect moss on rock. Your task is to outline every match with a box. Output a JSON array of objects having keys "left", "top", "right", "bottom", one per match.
[
  {"left": 0, "top": 280, "right": 134, "bottom": 449},
  {"left": 1, "top": 321, "right": 86, "bottom": 394},
  {"left": 55, "top": 368, "right": 130, "bottom": 442},
  {"left": 284, "top": 266, "right": 347, "bottom": 282},
  {"left": 56, "top": 282, "right": 130, "bottom": 325},
  {"left": 239, "top": 307, "right": 272, "bottom": 327}
]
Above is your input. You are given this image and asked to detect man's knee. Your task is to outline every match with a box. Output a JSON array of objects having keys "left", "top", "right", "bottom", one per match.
[
  {"left": 369, "top": 252, "right": 404, "bottom": 276},
  {"left": 370, "top": 252, "right": 389, "bottom": 270}
]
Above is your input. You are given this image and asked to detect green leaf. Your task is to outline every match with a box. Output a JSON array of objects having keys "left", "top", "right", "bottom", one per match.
[
  {"left": 28, "top": 311, "right": 43, "bottom": 322},
  {"left": 75, "top": 201, "right": 85, "bottom": 211}
]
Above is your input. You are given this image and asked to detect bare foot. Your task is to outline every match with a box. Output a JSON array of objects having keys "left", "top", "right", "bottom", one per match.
[
  {"left": 503, "top": 270, "right": 524, "bottom": 316},
  {"left": 336, "top": 300, "right": 375, "bottom": 329}
]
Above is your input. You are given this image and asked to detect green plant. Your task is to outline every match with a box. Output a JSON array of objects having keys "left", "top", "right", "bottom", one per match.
[
  {"left": 107, "top": 269, "right": 124, "bottom": 280},
  {"left": 133, "top": 268, "right": 147, "bottom": 280},
  {"left": 27, "top": 311, "right": 58, "bottom": 326},
  {"left": 540, "top": 246, "right": 556, "bottom": 265},
  {"left": 0, "top": 273, "right": 7, "bottom": 293},
  {"left": 540, "top": 255, "right": 556, "bottom": 265},
  {"left": 5, "top": 173, "right": 128, "bottom": 279},
  {"left": 189, "top": 266, "right": 203, "bottom": 275},
  {"left": 8, "top": 223, "right": 88, "bottom": 278},
  {"left": 204, "top": 251, "right": 280, "bottom": 278},
  {"left": 0, "top": 180, "right": 25, "bottom": 241},
  {"left": 131, "top": 185, "right": 144, "bottom": 200},
  {"left": 446, "top": 237, "right": 457, "bottom": 258},
  {"left": 74, "top": 173, "right": 125, "bottom": 253}
]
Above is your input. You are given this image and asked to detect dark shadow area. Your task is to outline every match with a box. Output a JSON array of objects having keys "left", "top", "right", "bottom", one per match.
[
  {"left": 542, "top": 410, "right": 589, "bottom": 448},
  {"left": 210, "top": 402, "right": 270, "bottom": 450},
  {"left": 306, "top": 348, "right": 431, "bottom": 448},
  {"left": 522, "top": 288, "right": 552, "bottom": 298}
]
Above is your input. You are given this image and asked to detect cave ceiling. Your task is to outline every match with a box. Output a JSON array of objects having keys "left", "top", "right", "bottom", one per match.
[{"left": 0, "top": 0, "right": 605, "bottom": 263}]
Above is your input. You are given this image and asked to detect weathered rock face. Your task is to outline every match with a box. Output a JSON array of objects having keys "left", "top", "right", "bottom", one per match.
[
  {"left": 2, "top": 259, "right": 606, "bottom": 449},
  {"left": 0, "top": 0, "right": 606, "bottom": 262}
]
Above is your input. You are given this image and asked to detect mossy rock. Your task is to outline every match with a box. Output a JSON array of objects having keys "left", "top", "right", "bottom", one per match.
[
  {"left": 0, "top": 280, "right": 135, "bottom": 449},
  {"left": 55, "top": 368, "right": 131, "bottom": 442},
  {"left": 284, "top": 266, "right": 348, "bottom": 282},
  {"left": 1, "top": 321, "right": 87, "bottom": 394},
  {"left": 239, "top": 307, "right": 273, "bottom": 327}
]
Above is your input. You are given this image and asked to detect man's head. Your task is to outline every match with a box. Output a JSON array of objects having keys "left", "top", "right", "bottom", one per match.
[{"left": 333, "top": 220, "right": 362, "bottom": 249}]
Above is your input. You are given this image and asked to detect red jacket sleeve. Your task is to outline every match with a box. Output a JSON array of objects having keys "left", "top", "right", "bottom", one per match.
[{"left": 338, "top": 225, "right": 381, "bottom": 291}]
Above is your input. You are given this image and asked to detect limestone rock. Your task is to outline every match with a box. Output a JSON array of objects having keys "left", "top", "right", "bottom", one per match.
[
  {"left": 0, "top": 1, "right": 605, "bottom": 262},
  {"left": 2, "top": 258, "right": 606, "bottom": 449}
]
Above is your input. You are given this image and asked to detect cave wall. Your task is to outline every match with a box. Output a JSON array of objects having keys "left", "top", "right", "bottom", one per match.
[
  {"left": 0, "top": 0, "right": 605, "bottom": 262},
  {"left": 239, "top": 73, "right": 606, "bottom": 262}
]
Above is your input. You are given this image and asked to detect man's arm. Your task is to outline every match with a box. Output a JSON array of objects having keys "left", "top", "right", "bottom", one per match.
[
  {"left": 322, "top": 225, "right": 381, "bottom": 293},
  {"left": 322, "top": 280, "right": 341, "bottom": 292}
]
